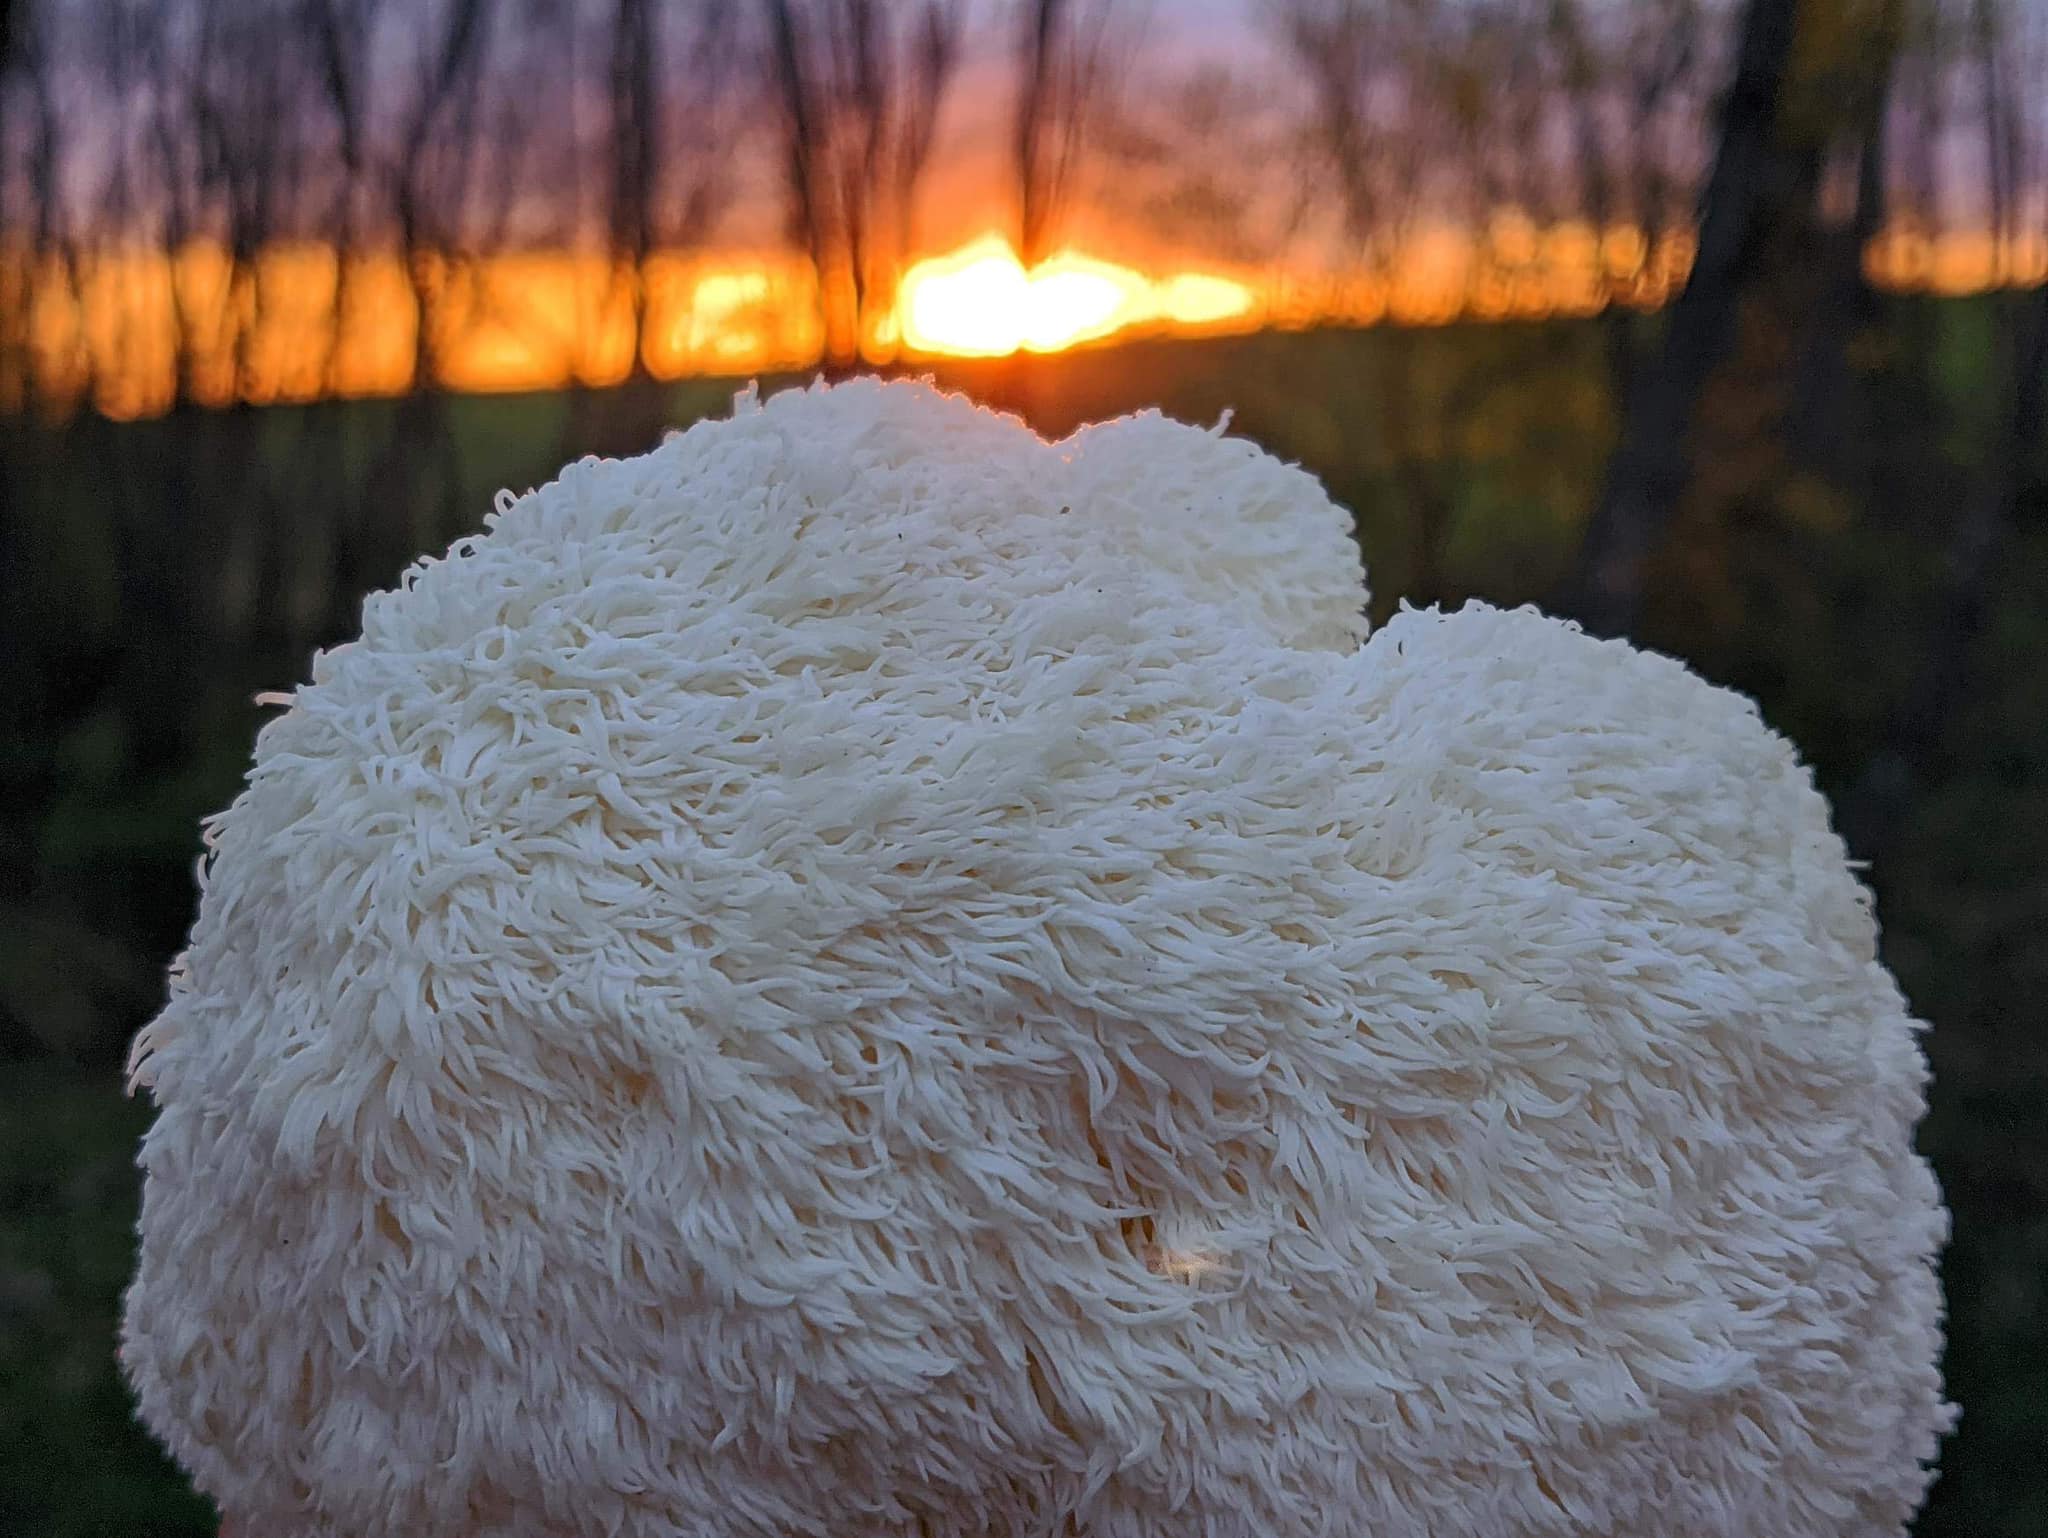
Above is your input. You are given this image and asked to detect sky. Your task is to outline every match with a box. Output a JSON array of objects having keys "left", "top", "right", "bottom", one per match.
[{"left": 902, "top": 0, "right": 1293, "bottom": 261}]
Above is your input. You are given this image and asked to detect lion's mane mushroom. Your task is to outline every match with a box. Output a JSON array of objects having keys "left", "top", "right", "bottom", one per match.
[{"left": 122, "top": 379, "right": 1951, "bottom": 1538}]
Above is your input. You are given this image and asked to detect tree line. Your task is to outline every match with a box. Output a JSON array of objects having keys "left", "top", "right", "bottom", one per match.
[
  {"left": 0, "top": 0, "right": 1142, "bottom": 402},
  {"left": 0, "top": 1, "right": 2039, "bottom": 396}
]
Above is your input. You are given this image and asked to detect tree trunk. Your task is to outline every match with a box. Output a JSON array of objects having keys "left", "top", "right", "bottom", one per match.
[
  {"left": 1563, "top": 0, "right": 1803, "bottom": 637},
  {"left": 1789, "top": 51, "right": 1891, "bottom": 480},
  {"left": 1015, "top": 0, "right": 1066, "bottom": 267},
  {"left": 1841, "top": 279, "right": 2048, "bottom": 860}
]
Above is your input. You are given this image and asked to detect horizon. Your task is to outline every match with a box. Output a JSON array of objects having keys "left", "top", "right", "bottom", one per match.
[{"left": 4, "top": 217, "right": 2038, "bottom": 418}]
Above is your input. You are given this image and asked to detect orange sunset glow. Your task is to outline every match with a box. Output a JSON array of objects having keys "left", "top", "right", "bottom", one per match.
[
  {"left": 896, "top": 235, "right": 1256, "bottom": 357},
  {"left": 5, "top": 223, "right": 2044, "bottom": 421}
]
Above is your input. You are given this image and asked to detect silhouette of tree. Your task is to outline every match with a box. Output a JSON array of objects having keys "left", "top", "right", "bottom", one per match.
[
  {"left": 1270, "top": 0, "right": 1602, "bottom": 603},
  {"left": 392, "top": 0, "right": 492, "bottom": 393},
  {"left": 760, "top": 0, "right": 966, "bottom": 372},
  {"left": 1842, "top": 0, "right": 2048, "bottom": 862},
  {"left": 1013, "top": 0, "right": 1127, "bottom": 265},
  {"left": 601, "top": 0, "right": 741, "bottom": 385},
  {"left": 1544, "top": 0, "right": 1709, "bottom": 411},
  {"left": 0, "top": 0, "right": 32, "bottom": 408},
  {"left": 1566, "top": 0, "right": 1804, "bottom": 637}
]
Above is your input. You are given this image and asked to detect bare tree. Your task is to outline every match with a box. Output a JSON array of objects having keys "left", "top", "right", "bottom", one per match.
[
  {"left": 1972, "top": 0, "right": 2022, "bottom": 273},
  {"left": 308, "top": 0, "right": 506, "bottom": 619},
  {"left": 1787, "top": 0, "right": 1905, "bottom": 477},
  {"left": 0, "top": 0, "right": 38, "bottom": 408},
  {"left": 607, "top": 0, "right": 659, "bottom": 382},
  {"left": 306, "top": 0, "right": 381, "bottom": 398},
  {"left": 602, "top": 0, "right": 740, "bottom": 383},
  {"left": 1269, "top": 0, "right": 1542, "bottom": 603},
  {"left": 1563, "top": 0, "right": 1805, "bottom": 636},
  {"left": 308, "top": 0, "right": 502, "bottom": 398},
  {"left": 1545, "top": 0, "right": 1708, "bottom": 408},
  {"left": 760, "top": 0, "right": 966, "bottom": 372},
  {"left": 3, "top": 1, "right": 79, "bottom": 409},
  {"left": 1013, "top": 0, "right": 1127, "bottom": 265},
  {"left": 1092, "top": 57, "right": 1304, "bottom": 269},
  {"left": 391, "top": 0, "right": 493, "bottom": 394},
  {"left": 191, "top": 1, "right": 316, "bottom": 396},
  {"left": 1272, "top": 0, "right": 1588, "bottom": 297},
  {"left": 1841, "top": 0, "right": 2048, "bottom": 859},
  {"left": 0, "top": 0, "right": 27, "bottom": 703}
]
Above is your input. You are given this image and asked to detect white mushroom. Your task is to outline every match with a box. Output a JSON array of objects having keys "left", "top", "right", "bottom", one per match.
[{"left": 123, "top": 378, "right": 1951, "bottom": 1538}]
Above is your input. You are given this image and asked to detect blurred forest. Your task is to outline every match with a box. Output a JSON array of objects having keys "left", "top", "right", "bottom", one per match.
[{"left": 3, "top": 0, "right": 2047, "bottom": 1534}]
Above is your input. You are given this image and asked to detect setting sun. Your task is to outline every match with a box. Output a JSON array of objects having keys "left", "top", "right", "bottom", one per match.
[{"left": 896, "top": 235, "right": 1255, "bottom": 358}]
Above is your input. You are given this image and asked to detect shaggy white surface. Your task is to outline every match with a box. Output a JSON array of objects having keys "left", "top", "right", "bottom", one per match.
[{"left": 123, "top": 378, "right": 1950, "bottom": 1538}]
